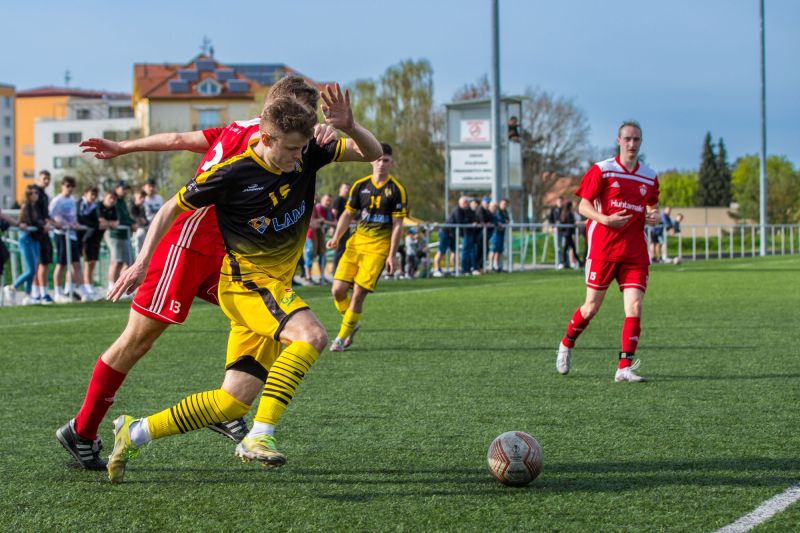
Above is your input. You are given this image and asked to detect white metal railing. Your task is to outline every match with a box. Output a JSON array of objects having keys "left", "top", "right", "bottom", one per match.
[{"left": 2, "top": 222, "right": 798, "bottom": 290}]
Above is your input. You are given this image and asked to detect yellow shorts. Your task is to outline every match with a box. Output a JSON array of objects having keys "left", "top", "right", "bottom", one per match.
[
  {"left": 219, "top": 275, "right": 309, "bottom": 373},
  {"left": 334, "top": 246, "right": 387, "bottom": 292}
]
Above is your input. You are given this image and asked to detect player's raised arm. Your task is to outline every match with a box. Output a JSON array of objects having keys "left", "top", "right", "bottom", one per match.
[
  {"left": 106, "top": 196, "right": 182, "bottom": 301},
  {"left": 320, "top": 83, "right": 382, "bottom": 162},
  {"left": 80, "top": 131, "right": 211, "bottom": 159}
]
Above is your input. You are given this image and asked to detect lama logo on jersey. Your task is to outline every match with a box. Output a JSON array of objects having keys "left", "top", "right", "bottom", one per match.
[
  {"left": 272, "top": 200, "right": 306, "bottom": 232},
  {"left": 248, "top": 216, "right": 271, "bottom": 234}
]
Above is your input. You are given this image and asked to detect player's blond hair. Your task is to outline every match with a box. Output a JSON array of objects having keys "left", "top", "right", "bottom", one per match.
[
  {"left": 260, "top": 96, "right": 317, "bottom": 139},
  {"left": 266, "top": 76, "right": 320, "bottom": 110}
]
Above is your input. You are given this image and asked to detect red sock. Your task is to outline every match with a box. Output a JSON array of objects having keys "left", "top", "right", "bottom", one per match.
[
  {"left": 562, "top": 308, "right": 591, "bottom": 348},
  {"left": 74, "top": 356, "right": 127, "bottom": 440},
  {"left": 618, "top": 317, "right": 641, "bottom": 369}
]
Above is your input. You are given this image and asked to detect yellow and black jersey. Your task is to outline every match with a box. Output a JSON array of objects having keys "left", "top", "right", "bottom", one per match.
[
  {"left": 345, "top": 174, "right": 408, "bottom": 254},
  {"left": 176, "top": 137, "right": 346, "bottom": 283}
]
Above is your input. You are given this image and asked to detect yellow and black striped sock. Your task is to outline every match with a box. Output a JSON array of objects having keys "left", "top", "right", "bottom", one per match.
[
  {"left": 254, "top": 341, "right": 320, "bottom": 425},
  {"left": 333, "top": 296, "right": 350, "bottom": 316},
  {"left": 337, "top": 309, "right": 362, "bottom": 340},
  {"left": 146, "top": 388, "right": 250, "bottom": 440}
]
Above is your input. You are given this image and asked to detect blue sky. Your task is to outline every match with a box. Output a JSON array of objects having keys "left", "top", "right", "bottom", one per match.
[{"left": 2, "top": 0, "right": 797, "bottom": 172}]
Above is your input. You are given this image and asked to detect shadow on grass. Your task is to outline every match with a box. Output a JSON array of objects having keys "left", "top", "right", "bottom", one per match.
[{"left": 73, "top": 457, "right": 799, "bottom": 501}]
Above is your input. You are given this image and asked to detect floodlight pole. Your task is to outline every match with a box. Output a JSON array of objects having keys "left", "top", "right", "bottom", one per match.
[
  {"left": 490, "top": 0, "right": 502, "bottom": 203},
  {"left": 758, "top": 0, "right": 767, "bottom": 256}
]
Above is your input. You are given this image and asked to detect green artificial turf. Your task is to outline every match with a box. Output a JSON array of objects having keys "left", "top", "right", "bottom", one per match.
[{"left": 0, "top": 256, "right": 798, "bottom": 531}]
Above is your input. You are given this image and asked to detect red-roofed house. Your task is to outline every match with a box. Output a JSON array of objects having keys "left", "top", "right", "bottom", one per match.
[{"left": 133, "top": 55, "right": 323, "bottom": 135}]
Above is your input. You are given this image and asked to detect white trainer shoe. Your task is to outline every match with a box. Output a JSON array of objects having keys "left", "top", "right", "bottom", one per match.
[
  {"left": 615, "top": 359, "right": 645, "bottom": 382},
  {"left": 556, "top": 342, "right": 573, "bottom": 375},
  {"left": 329, "top": 338, "right": 345, "bottom": 352},
  {"left": 3, "top": 285, "right": 16, "bottom": 306},
  {"left": 432, "top": 270, "right": 444, "bottom": 278}
]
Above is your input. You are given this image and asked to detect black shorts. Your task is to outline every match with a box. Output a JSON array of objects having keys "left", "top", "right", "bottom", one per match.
[
  {"left": 55, "top": 234, "right": 81, "bottom": 265},
  {"left": 39, "top": 235, "right": 53, "bottom": 265},
  {"left": 83, "top": 233, "right": 103, "bottom": 261}
]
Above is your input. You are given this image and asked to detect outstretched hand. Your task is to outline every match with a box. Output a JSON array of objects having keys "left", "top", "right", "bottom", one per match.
[
  {"left": 107, "top": 261, "right": 146, "bottom": 302},
  {"left": 320, "top": 83, "right": 355, "bottom": 132},
  {"left": 80, "top": 138, "right": 124, "bottom": 159}
]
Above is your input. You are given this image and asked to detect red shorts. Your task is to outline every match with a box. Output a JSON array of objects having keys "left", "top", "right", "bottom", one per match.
[
  {"left": 132, "top": 242, "right": 224, "bottom": 324},
  {"left": 584, "top": 259, "right": 649, "bottom": 292}
]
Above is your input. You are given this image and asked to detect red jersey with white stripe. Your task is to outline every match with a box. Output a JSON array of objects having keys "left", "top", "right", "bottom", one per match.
[
  {"left": 161, "top": 118, "right": 261, "bottom": 257},
  {"left": 576, "top": 156, "right": 659, "bottom": 265}
]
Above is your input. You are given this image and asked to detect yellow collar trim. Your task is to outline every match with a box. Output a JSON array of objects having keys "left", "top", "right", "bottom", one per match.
[{"left": 247, "top": 139, "right": 283, "bottom": 175}]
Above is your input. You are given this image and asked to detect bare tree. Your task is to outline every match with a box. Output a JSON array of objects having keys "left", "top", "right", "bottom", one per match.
[
  {"left": 519, "top": 87, "right": 591, "bottom": 218},
  {"left": 452, "top": 74, "right": 491, "bottom": 102}
]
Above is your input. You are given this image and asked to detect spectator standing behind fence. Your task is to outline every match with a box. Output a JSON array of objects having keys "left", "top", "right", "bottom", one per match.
[
  {"left": 3, "top": 187, "right": 42, "bottom": 305},
  {"left": 106, "top": 180, "right": 136, "bottom": 294},
  {"left": 130, "top": 189, "right": 148, "bottom": 256},
  {"left": 452, "top": 196, "right": 479, "bottom": 275},
  {"left": 472, "top": 197, "right": 492, "bottom": 272},
  {"left": 32, "top": 170, "right": 55, "bottom": 304},
  {"left": 548, "top": 196, "right": 566, "bottom": 266},
  {"left": 489, "top": 199, "right": 509, "bottom": 272},
  {"left": 404, "top": 227, "right": 427, "bottom": 278},
  {"left": 432, "top": 206, "right": 458, "bottom": 277},
  {"left": 560, "top": 200, "right": 584, "bottom": 269},
  {"left": 303, "top": 194, "right": 322, "bottom": 284},
  {"left": 77, "top": 186, "right": 108, "bottom": 299},
  {"left": 131, "top": 179, "right": 164, "bottom": 256},
  {"left": 331, "top": 182, "right": 350, "bottom": 273},
  {"left": 660, "top": 206, "right": 673, "bottom": 262},
  {"left": 49, "top": 176, "right": 91, "bottom": 303},
  {"left": 315, "top": 194, "right": 336, "bottom": 281},
  {"left": 0, "top": 206, "right": 20, "bottom": 305}
]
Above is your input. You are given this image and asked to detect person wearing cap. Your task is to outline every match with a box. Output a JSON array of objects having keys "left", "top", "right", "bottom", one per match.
[{"left": 106, "top": 180, "right": 137, "bottom": 291}]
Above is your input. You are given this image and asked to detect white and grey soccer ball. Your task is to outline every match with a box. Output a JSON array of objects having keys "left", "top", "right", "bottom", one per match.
[{"left": 487, "top": 431, "right": 543, "bottom": 487}]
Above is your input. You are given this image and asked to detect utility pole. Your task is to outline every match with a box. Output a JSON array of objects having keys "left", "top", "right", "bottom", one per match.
[
  {"left": 758, "top": 0, "right": 767, "bottom": 256},
  {"left": 490, "top": 0, "right": 502, "bottom": 202}
]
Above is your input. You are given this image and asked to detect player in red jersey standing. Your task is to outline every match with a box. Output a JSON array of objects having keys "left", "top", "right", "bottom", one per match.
[
  {"left": 555, "top": 120, "right": 660, "bottom": 382},
  {"left": 56, "top": 78, "right": 334, "bottom": 470}
]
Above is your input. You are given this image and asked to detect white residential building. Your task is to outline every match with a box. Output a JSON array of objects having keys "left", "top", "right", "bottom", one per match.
[{"left": 34, "top": 96, "right": 136, "bottom": 184}]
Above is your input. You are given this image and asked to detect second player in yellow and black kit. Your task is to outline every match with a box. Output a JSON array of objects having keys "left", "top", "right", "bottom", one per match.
[
  {"left": 334, "top": 172, "right": 408, "bottom": 291},
  {"left": 327, "top": 143, "right": 407, "bottom": 352}
]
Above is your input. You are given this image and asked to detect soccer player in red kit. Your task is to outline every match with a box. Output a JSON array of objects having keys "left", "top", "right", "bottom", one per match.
[
  {"left": 56, "top": 77, "right": 333, "bottom": 470},
  {"left": 556, "top": 120, "right": 660, "bottom": 382}
]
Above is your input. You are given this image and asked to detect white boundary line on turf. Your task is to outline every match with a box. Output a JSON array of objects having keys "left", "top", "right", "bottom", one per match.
[{"left": 716, "top": 483, "right": 800, "bottom": 533}]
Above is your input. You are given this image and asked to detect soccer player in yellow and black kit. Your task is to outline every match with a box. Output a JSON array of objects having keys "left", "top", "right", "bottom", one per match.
[
  {"left": 326, "top": 143, "right": 407, "bottom": 351},
  {"left": 104, "top": 83, "right": 382, "bottom": 482}
]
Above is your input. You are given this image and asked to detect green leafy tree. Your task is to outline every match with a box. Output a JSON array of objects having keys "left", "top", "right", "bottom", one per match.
[
  {"left": 166, "top": 151, "right": 203, "bottom": 196},
  {"left": 731, "top": 155, "right": 800, "bottom": 223},
  {"left": 658, "top": 170, "right": 698, "bottom": 207},
  {"left": 716, "top": 138, "right": 733, "bottom": 206},
  {"left": 317, "top": 60, "right": 444, "bottom": 219},
  {"left": 695, "top": 132, "right": 719, "bottom": 206},
  {"left": 73, "top": 150, "right": 172, "bottom": 195},
  {"left": 695, "top": 132, "right": 733, "bottom": 207}
]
